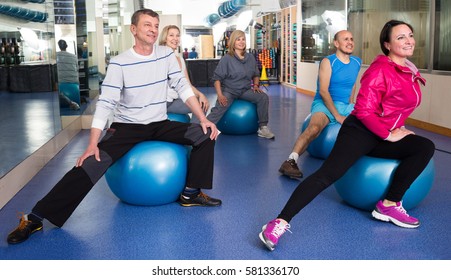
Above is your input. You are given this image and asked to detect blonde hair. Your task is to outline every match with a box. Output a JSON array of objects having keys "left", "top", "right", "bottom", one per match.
[
  {"left": 159, "top": 25, "right": 180, "bottom": 46},
  {"left": 227, "top": 30, "right": 246, "bottom": 57}
]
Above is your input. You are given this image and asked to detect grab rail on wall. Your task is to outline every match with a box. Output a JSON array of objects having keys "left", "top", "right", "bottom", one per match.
[{"left": 0, "top": 4, "right": 48, "bottom": 23}]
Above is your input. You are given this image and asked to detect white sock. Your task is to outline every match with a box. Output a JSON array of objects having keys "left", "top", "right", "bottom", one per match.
[{"left": 288, "top": 152, "right": 299, "bottom": 163}]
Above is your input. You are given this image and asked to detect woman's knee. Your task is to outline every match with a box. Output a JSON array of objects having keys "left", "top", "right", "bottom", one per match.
[
  {"left": 420, "top": 137, "right": 435, "bottom": 158},
  {"left": 408, "top": 135, "right": 435, "bottom": 160},
  {"left": 308, "top": 171, "right": 338, "bottom": 192},
  {"left": 248, "top": 93, "right": 268, "bottom": 104}
]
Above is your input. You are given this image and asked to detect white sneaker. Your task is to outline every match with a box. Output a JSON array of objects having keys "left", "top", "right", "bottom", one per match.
[{"left": 258, "top": 126, "right": 275, "bottom": 139}]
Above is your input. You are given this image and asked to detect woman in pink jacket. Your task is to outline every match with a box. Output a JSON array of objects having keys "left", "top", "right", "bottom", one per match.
[{"left": 259, "top": 20, "right": 435, "bottom": 251}]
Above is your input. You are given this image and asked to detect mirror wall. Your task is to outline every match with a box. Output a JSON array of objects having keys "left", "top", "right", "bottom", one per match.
[
  {"left": 0, "top": 0, "right": 134, "bottom": 178},
  {"left": 0, "top": 0, "right": 58, "bottom": 178}
]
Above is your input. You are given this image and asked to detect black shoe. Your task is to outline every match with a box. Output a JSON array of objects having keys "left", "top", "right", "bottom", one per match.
[
  {"left": 7, "top": 214, "right": 43, "bottom": 244},
  {"left": 178, "top": 192, "right": 222, "bottom": 207}
]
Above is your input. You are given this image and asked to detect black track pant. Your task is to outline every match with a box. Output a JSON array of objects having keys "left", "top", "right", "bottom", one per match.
[
  {"left": 32, "top": 120, "right": 215, "bottom": 227},
  {"left": 278, "top": 115, "right": 435, "bottom": 223}
]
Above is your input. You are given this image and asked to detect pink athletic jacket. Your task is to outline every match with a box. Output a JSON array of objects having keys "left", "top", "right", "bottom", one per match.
[{"left": 352, "top": 55, "right": 426, "bottom": 140}]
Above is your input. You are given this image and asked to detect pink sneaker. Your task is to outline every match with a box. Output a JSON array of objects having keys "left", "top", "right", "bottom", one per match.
[
  {"left": 372, "top": 200, "right": 420, "bottom": 228},
  {"left": 259, "top": 219, "right": 291, "bottom": 251}
]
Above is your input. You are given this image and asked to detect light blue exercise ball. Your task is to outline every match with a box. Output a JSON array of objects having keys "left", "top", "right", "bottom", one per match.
[
  {"left": 105, "top": 141, "right": 188, "bottom": 206},
  {"left": 217, "top": 99, "right": 259, "bottom": 135},
  {"left": 334, "top": 157, "right": 435, "bottom": 211},
  {"left": 301, "top": 113, "right": 341, "bottom": 159},
  {"left": 167, "top": 113, "right": 191, "bottom": 123}
]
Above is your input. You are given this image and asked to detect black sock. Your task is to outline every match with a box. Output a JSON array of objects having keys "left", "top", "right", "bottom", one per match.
[
  {"left": 182, "top": 187, "right": 200, "bottom": 198},
  {"left": 28, "top": 213, "right": 43, "bottom": 223}
]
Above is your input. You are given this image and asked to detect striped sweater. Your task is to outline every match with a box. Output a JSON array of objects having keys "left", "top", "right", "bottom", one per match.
[{"left": 92, "top": 45, "right": 194, "bottom": 130}]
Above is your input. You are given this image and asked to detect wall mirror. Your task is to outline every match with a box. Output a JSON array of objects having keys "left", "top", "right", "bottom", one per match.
[{"left": 0, "top": 0, "right": 129, "bottom": 178}]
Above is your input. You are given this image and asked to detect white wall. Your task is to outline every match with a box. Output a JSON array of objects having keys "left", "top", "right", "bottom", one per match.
[
  {"left": 411, "top": 73, "right": 451, "bottom": 129},
  {"left": 297, "top": 61, "right": 320, "bottom": 94}
]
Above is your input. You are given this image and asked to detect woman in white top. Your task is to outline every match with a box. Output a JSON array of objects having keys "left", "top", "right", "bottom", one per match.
[{"left": 159, "top": 25, "right": 209, "bottom": 116}]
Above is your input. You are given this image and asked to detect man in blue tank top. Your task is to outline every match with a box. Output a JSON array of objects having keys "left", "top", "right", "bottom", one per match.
[{"left": 279, "top": 30, "right": 361, "bottom": 178}]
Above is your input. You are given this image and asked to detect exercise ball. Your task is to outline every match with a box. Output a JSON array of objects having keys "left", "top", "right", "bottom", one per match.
[
  {"left": 334, "top": 157, "right": 435, "bottom": 211},
  {"left": 205, "top": 13, "right": 220, "bottom": 26},
  {"left": 301, "top": 114, "right": 341, "bottom": 159},
  {"left": 105, "top": 141, "right": 188, "bottom": 206},
  {"left": 168, "top": 113, "right": 191, "bottom": 123},
  {"left": 217, "top": 99, "right": 259, "bottom": 135},
  {"left": 59, "top": 82, "right": 81, "bottom": 107}
]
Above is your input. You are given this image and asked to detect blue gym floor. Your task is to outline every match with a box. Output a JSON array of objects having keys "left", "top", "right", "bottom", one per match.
[{"left": 0, "top": 84, "right": 450, "bottom": 260}]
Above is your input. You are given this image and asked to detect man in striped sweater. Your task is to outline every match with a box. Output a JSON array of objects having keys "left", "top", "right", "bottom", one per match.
[{"left": 7, "top": 9, "right": 221, "bottom": 245}]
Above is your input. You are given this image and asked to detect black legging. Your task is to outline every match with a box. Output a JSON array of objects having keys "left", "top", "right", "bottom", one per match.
[{"left": 278, "top": 115, "right": 435, "bottom": 223}]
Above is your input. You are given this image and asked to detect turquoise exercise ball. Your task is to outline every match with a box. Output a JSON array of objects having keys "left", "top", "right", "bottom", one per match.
[
  {"left": 205, "top": 13, "right": 221, "bottom": 26},
  {"left": 301, "top": 114, "right": 341, "bottom": 159},
  {"left": 59, "top": 82, "right": 80, "bottom": 107},
  {"left": 217, "top": 99, "right": 259, "bottom": 135},
  {"left": 168, "top": 113, "right": 191, "bottom": 123},
  {"left": 334, "top": 157, "right": 435, "bottom": 211},
  {"left": 105, "top": 141, "right": 188, "bottom": 206}
]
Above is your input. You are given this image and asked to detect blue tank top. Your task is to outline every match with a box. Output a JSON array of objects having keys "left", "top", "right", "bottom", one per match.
[{"left": 314, "top": 53, "right": 361, "bottom": 103}]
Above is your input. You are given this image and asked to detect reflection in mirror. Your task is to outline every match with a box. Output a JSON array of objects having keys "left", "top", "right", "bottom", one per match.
[
  {"left": 57, "top": 0, "right": 103, "bottom": 126},
  {"left": 56, "top": 38, "right": 81, "bottom": 112},
  {"left": 0, "top": 0, "right": 128, "bottom": 179},
  {"left": 55, "top": 0, "right": 84, "bottom": 117},
  {"left": 108, "top": 0, "right": 120, "bottom": 58},
  {"left": 301, "top": 0, "right": 347, "bottom": 63},
  {"left": 0, "top": 0, "right": 60, "bottom": 178}
]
